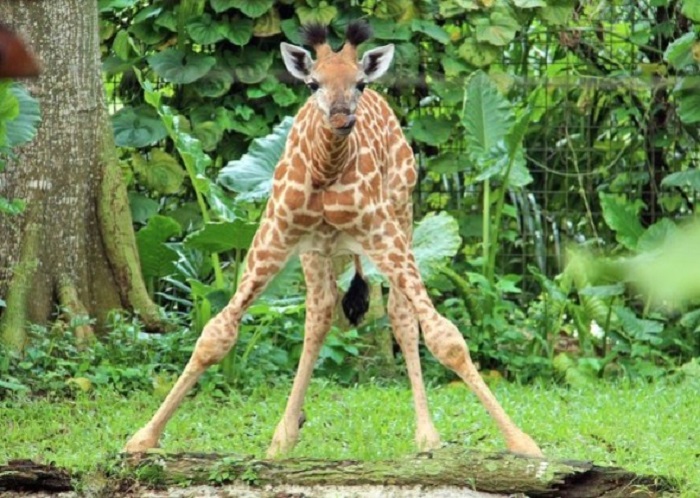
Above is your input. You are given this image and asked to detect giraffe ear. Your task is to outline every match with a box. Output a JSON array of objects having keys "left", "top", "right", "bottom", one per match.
[
  {"left": 280, "top": 42, "right": 313, "bottom": 80},
  {"left": 361, "top": 44, "right": 394, "bottom": 82}
]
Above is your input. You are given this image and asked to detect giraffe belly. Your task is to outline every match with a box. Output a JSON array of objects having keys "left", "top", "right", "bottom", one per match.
[{"left": 297, "top": 230, "right": 363, "bottom": 258}]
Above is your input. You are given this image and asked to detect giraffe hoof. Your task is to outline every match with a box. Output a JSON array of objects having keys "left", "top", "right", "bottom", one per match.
[
  {"left": 124, "top": 427, "right": 160, "bottom": 454},
  {"left": 415, "top": 426, "right": 441, "bottom": 452},
  {"left": 267, "top": 423, "right": 299, "bottom": 459},
  {"left": 507, "top": 431, "right": 544, "bottom": 458},
  {"left": 266, "top": 438, "right": 296, "bottom": 459}
]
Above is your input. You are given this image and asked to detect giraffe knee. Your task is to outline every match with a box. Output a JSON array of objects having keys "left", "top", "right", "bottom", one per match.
[
  {"left": 423, "top": 316, "right": 473, "bottom": 372},
  {"left": 192, "top": 319, "right": 239, "bottom": 368}
]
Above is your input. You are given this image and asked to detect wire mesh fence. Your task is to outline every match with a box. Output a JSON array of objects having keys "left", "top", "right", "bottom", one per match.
[{"left": 411, "top": 3, "right": 699, "bottom": 294}]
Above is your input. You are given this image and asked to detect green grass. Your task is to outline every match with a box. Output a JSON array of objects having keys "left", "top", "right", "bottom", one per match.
[{"left": 1, "top": 378, "right": 698, "bottom": 495}]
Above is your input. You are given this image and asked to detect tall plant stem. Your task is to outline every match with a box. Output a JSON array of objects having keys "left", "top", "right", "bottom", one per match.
[
  {"left": 486, "top": 154, "right": 516, "bottom": 286},
  {"left": 482, "top": 181, "right": 491, "bottom": 279}
]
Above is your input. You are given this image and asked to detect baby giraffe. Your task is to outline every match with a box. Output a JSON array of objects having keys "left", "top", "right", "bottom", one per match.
[{"left": 125, "top": 20, "right": 543, "bottom": 459}]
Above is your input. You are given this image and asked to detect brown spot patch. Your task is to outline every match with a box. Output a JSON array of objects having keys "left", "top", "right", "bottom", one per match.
[
  {"left": 324, "top": 209, "right": 358, "bottom": 226},
  {"left": 292, "top": 213, "right": 319, "bottom": 226},
  {"left": 284, "top": 187, "right": 306, "bottom": 211}
]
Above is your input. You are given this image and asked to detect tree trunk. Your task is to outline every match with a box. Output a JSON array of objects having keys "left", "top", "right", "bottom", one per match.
[
  {"left": 0, "top": 449, "right": 672, "bottom": 497},
  {"left": 0, "top": 0, "right": 164, "bottom": 349}
]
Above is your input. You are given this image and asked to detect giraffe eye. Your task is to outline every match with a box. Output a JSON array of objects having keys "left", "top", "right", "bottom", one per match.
[
  {"left": 307, "top": 81, "right": 320, "bottom": 92},
  {"left": 356, "top": 82, "right": 366, "bottom": 92}
]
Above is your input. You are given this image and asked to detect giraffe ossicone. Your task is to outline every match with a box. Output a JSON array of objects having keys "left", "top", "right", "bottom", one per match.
[{"left": 124, "top": 20, "right": 543, "bottom": 459}]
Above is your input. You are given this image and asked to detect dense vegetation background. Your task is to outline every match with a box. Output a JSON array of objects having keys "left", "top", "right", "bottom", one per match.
[{"left": 1, "top": 0, "right": 699, "bottom": 396}]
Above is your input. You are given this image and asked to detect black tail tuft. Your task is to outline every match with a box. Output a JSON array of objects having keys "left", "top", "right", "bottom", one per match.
[{"left": 342, "top": 272, "right": 370, "bottom": 326}]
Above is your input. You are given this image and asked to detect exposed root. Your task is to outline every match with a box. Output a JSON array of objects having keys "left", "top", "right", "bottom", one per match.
[{"left": 57, "top": 274, "right": 95, "bottom": 342}]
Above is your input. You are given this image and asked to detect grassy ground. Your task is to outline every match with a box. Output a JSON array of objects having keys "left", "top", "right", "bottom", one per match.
[{"left": 1, "top": 377, "right": 698, "bottom": 496}]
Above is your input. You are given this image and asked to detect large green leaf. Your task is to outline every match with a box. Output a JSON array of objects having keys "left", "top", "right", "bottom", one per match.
[
  {"left": 227, "top": 48, "right": 274, "bottom": 85},
  {"left": 210, "top": 0, "right": 235, "bottom": 13},
  {"left": 193, "top": 120, "right": 224, "bottom": 152},
  {"left": 409, "top": 115, "right": 454, "bottom": 146},
  {"left": 254, "top": 8, "right": 282, "bottom": 37},
  {"left": 661, "top": 169, "right": 700, "bottom": 191},
  {"left": 112, "top": 105, "right": 167, "bottom": 148},
  {"left": 637, "top": 218, "right": 678, "bottom": 252},
  {"left": 339, "top": 212, "right": 462, "bottom": 288},
  {"left": 674, "top": 76, "right": 700, "bottom": 124},
  {"left": 194, "top": 67, "right": 234, "bottom": 98},
  {"left": 369, "top": 18, "right": 412, "bottom": 41},
  {"left": 537, "top": 0, "right": 576, "bottom": 25},
  {"left": 681, "top": 0, "right": 700, "bottom": 21},
  {"left": 128, "top": 192, "right": 159, "bottom": 225},
  {"left": 0, "top": 83, "right": 19, "bottom": 142},
  {"left": 225, "top": 0, "right": 274, "bottom": 18},
  {"left": 143, "top": 85, "right": 214, "bottom": 178},
  {"left": 99, "top": 0, "right": 139, "bottom": 12},
  {"left": 439, "top": 0, "right": 479, "bottom": 18},
  {"left": 218, "top": 116, "right": 293, "bottom": 202},
  {"left": 5, "top": 84, "right": 41, "bottom": 148},
  {"left": 297, "top": 3, "right": 338, "bottom": 25},
  {"left": 148, "top": 48, "right": 216, "bottom": 84},
  {"left": 411, "top": 20, "right": 450, "bottom": 44},
  {"left": 462, "top": 71, "right": 513, "bottom": 159},
  {"left": 615, "top": 306, "right": 663, "bottom": 344},
  {"left": 132, "top": 149, "right": 186, "bottom": 194},
  {"left": 599, "top": 193, "right": 645, "bottom": 250},
  {"left": 219, "top": 18, "right": 254, "bottom": 46},
  {"left": 474, "top": 142, "right": 532, "bottom": 187},
  {"left": 663, "top": 32, "right": 697, "bottom": 69},
  {"left": 426, "top": 151, "right": 467, "bottom": 175},
  {"left": 186, "top": 14, "right": 225, "bottom": 44},
  {"left": 457, "top": 37, "right": 501, "bottom": 68},
  {"left": 136, "top": 215, "right": 182, "bottom": 279},
  {"left": 184, "top": 220, "right": 258, "bottom": 253},
  {"left": 474, "top": 10, "right": 520, "bottom": 47}
]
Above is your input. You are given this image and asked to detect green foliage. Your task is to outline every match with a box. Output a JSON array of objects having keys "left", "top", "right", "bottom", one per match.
[
  {"left": 112, "top": 105, "right": 167, "bottom": 148},
  {"left": 0, "top": 82, "right": 41, "bottom": 215},
  {"left": 218, "top": 117, "right": 293, "bottom": 203},
  {"left": 92, "top": 0, "right": 700, "bottom": 388}
]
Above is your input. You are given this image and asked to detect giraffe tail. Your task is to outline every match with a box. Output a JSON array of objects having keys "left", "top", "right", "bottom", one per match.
[{"left": 341, "top": 255, "right": 369, "bottom": 326}]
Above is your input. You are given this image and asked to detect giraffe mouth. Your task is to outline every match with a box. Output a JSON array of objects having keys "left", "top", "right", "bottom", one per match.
[{"left": 329, "top": 113, "right": 356, "bottom": 136}]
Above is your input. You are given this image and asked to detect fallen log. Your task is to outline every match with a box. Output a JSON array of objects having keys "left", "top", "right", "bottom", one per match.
[
  {"left": 0, "top": 459, "right": 72, "bottom": 493},
  {"left": 0, "top": 448, "right": 673, "bottom": 497},
  {"left": 116, "top": 447, "right": 672, "bottom": 498}
]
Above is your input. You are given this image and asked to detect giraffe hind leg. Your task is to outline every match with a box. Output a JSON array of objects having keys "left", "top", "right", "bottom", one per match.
[
  {"left": 388, "top": 288, "right": 441, "bottom": 451},
  {"left": 359, "top": 216, "right": 543, "bottom": 458},
  {"left": 267, "top": 253, "right": 336, "bottom": 458}
]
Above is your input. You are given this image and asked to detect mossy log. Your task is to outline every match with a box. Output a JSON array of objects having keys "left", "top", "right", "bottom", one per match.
[
  {"left": 0, "top": 460, "right": 72, "bottom": 493},
  {"left": 118, "top": 447, "right": 670, "bottom": 498},
  {"left": 0, "top": 449, "right": 672, "bottom": 497}
]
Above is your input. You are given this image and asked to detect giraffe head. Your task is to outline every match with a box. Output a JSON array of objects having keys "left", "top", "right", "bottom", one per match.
[{"left": 280, "top": 21, "right": 394, "bottom": 136}]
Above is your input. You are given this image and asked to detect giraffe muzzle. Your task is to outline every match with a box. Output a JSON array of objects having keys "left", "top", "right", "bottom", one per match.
[{"left": 329, "top": 113, "right": 356, "bottom": 136}]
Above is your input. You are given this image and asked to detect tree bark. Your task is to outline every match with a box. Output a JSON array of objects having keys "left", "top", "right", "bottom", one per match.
[
  {"left": 0, "top": 449, "right": 672, "bottom": 497},
  {"left": 0, "top": 0, "right": 164, "bottom": 349}
]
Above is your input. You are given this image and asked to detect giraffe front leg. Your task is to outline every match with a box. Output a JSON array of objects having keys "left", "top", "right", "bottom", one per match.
[
  {"left": 388, "top": 288, "right": 440, "bottom": 451},
  {"left": 124, "top": 218, "right": 295, "bottom": 454},
  {"left": 359, "top": 218, "right": 543, "bottom": 458},
  {"left": 267, "top": 253, "right": 336, "bottom": 458}
]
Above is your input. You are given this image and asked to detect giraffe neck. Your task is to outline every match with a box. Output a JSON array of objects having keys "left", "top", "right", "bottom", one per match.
[{"left": 307, "top": 108, "right": 355, "bottom": 187}]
